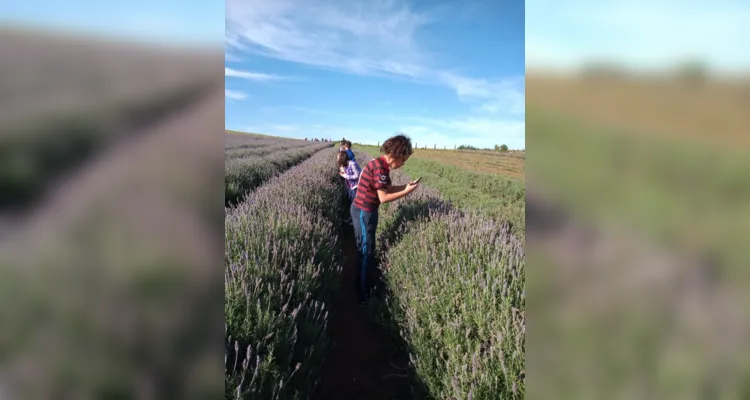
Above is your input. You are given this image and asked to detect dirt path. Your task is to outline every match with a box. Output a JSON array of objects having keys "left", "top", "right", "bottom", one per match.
[{"left": 314, "top": 223, "right": 414, "bottom": 400}]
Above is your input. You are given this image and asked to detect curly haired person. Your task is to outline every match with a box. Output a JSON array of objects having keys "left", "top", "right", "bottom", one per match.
[{"left": 351, "top": 134, "right": 419, "bottom": 303}]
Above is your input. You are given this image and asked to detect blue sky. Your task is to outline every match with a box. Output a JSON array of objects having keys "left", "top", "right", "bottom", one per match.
[
  {"left": 225, "top": 0, "right": 525, "bottom": 150},
  {"left": 0, "top": 0, "right": 223, "bottom": 46},
  {"left": 527, "top": 0, "right": 750, "bottom": 74}
]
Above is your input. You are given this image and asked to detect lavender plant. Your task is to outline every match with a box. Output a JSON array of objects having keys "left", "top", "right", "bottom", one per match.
[
  {"left": 358, "top": 151, "right": 526, "bottom": 399},
  {"left": 375, "top": 167, "right": 452, "bottom": 250},
  {"left": 225, "top": 142, "right": 330, "bottom": 207},
  {"left": 224, "top": 135, "right": 292, "bottom": 150},
  {"left": 226, "top": 141, "right": 322, "bottom": 158},
  {"left": 385, "top": 212, "right": 526, "bottom": 399},
  {"left": 225, "top": 148, "right": 345, "bottom": 399}
]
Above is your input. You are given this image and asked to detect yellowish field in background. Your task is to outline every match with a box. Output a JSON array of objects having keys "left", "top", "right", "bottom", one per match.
[
  {"left": 526, "top": 70, "right": 750, "bottom": 399},
  {"left": 361, "top": 144, "right": 525, "bottom": 180},
  {"left": 527, "top": 73, "right": 750, "bottom": 148},
  {"left": 414, "top": 148, "right": 525, "bottom": 179}
]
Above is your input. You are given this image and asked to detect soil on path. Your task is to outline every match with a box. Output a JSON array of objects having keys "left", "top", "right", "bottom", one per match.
[{"left": 314, "top": 223, "right": 414, "bottom": 400}]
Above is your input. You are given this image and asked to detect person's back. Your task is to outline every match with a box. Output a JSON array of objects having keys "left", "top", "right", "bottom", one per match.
[
  {"left": 344, "top": 140, "right": 356, "bottom": 162},
  {"left": 341, "top": 160, "right": 361, "bottom": 192},
  {"left": 337, "top": 151, "right": 360, "bottom": 197}
]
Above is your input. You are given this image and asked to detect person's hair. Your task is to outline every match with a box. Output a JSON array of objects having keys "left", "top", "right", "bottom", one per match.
[
  {"left": 336, "top": 150, "right": 350, "bottom": 167},
  {"left": 340, "top": 139, "right": 347, "bottom": 146},
  {"left": 345, "top": 140, "right": 352, "bottom": 148},
  {"left": 381, "top": 133, "right": 413, "bottom": 161}
]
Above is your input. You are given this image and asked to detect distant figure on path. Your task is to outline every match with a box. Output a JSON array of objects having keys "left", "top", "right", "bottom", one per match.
[
  {"left": 337, "top": 150, "right": 361, "bottom": 225},
  {"left": 350, "top": 134, "right": 419, "bottom": 303},
  {"left": 343, "top": 140, "right": 356, "bottom": 162}
]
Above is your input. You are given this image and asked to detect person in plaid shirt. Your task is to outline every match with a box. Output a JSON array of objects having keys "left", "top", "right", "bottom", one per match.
[{"left": 350, "top": 134, "right": 419, "bottom": 303}]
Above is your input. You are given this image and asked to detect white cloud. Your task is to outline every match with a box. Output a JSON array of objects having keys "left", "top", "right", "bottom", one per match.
[
  {"left": 225, "top": 0, "right": 525, "bottom": 146},
  {"left": 225, "top": 89, "right": 248, "bottom": 101},
  {"left": 225, "top": 0, "right": 524, "bottom": 112},
  {"left": 225, "top": 67, "right": 290, "bottom": 81},
  {"left": 439, "top": 73, "right": 525, "bottom": 116},
  {"left": 239, "top": 114, "right": 525, "bottom": 150},
  {"left": 399, "top": 116, "right": 525, "bottom": 149},
  {"left": 238, "top": 104, "right": 525, "bottom": 148},
  {"left": 225, "top": 0, "right": 431, "bottom": 78}
]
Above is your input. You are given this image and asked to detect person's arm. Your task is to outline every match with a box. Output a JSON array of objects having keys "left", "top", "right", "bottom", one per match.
[
  {"left": 377, "top": 182, "right": 418, "bottom": 203},
  {"left": 387, "top": 184, "right": 407, "bottom": 193},
  {"left": 341, "top": 162, "right": 361, "bottom": 181}
]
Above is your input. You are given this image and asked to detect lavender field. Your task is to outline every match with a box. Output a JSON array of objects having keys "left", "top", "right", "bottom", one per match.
[
  {"left": 1, "top": 29, "right": 220, "bottom": 211},
  {"left": 224, "top": 133, "right": 331, "bottom": 206},
  {"left": 371, "top": 154, "right": 526, "bottom": 399},
  {"left": 224, "top": 142, "right": 525, "bottom": 399},
  {"left": 225, "top": 146, "right": 344, "bottom": 398},
  {"left": 0, "top": 26, "right": 225, "bottom": 398}
]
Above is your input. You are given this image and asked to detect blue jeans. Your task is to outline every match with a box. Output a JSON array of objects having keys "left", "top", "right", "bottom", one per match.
[
  {"left": 347, "top": 187, "right": 357, "bottom": 203},
  {"left": 350, "top": 202, "right": 377, "bottom": 302}
]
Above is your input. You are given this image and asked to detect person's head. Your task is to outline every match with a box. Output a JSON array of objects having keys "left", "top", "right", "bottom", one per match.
[
  {"left": 340, "top": 139, "right": 347, "bottom": 147},
  {"left": 344, "top": 140, "right": 352, "bottom": 150},
  {"left": 381, "top": 134, "right": 413, "bottom": 169},
  {"left": 336, "top": 150, "right": 350, "bottom": 167}
]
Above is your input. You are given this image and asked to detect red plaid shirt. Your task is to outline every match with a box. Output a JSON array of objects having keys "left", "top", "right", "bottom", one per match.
[{"left": 353, "top": 156, "right": 391, "bottom": 212}]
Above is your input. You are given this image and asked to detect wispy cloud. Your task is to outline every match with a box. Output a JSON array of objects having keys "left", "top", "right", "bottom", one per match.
[
  {"left": 225, "top": 89, "right": 249, "bottom": 101},
  {"left": 439, "top": 73, "right": 525, "bottom": 115},
  {"left": 226, "top": 0, "right": 432, "bottom": 78},
  {"left": 243, "top": 113, "right": 525, "bottom": 149},
  {"left": 225, "top": 0, "right": 524, "bottom": 113},
  {"left": 225, "top": 67, "right": 290, "bottom": 81},
  {"left": 399, "top": 116, "right": 525, "bottom": 149}
]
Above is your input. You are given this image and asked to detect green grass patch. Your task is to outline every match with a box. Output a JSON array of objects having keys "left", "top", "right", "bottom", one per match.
[
  {"left": 355, "top": 144, "right": 525, "bottom": 236},
  {"left": 527, "top": 108, "right": 750, "bottom": 272}
]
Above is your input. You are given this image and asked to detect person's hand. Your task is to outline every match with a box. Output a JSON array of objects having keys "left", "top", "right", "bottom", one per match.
[{"left": 406, "top": 181, "right": 419, "bottom": 193}]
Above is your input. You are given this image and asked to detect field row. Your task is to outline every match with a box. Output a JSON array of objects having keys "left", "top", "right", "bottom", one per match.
[
  {"left": 225, "top": 141, "right": 324, "bottom": 159},
  {"left": 1, "top": 89, "right": 226, "bottom": 398},
  {"left": 357, "top": 150, "right": 526, "bottom": 399},
  {"left": 224, "top": 134, "right": 331, "bottom": 206},
  {"left": 225, "top": 147, "right": 345, "bottom": 399},
  {"left": 528, "top": 110, "right": 750, "bottom": 270},
  {"left": 2, "top": 80, "right": 217, "bottom": 210},
  {"left": 224, "top": 144, "right": 525, "bottom": 399},
  {"left": 1, "top": 29, "right": 220, "bottom": 210},
  {"left": 225, "top": 135, "right": 319, "bottom": 151}
]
